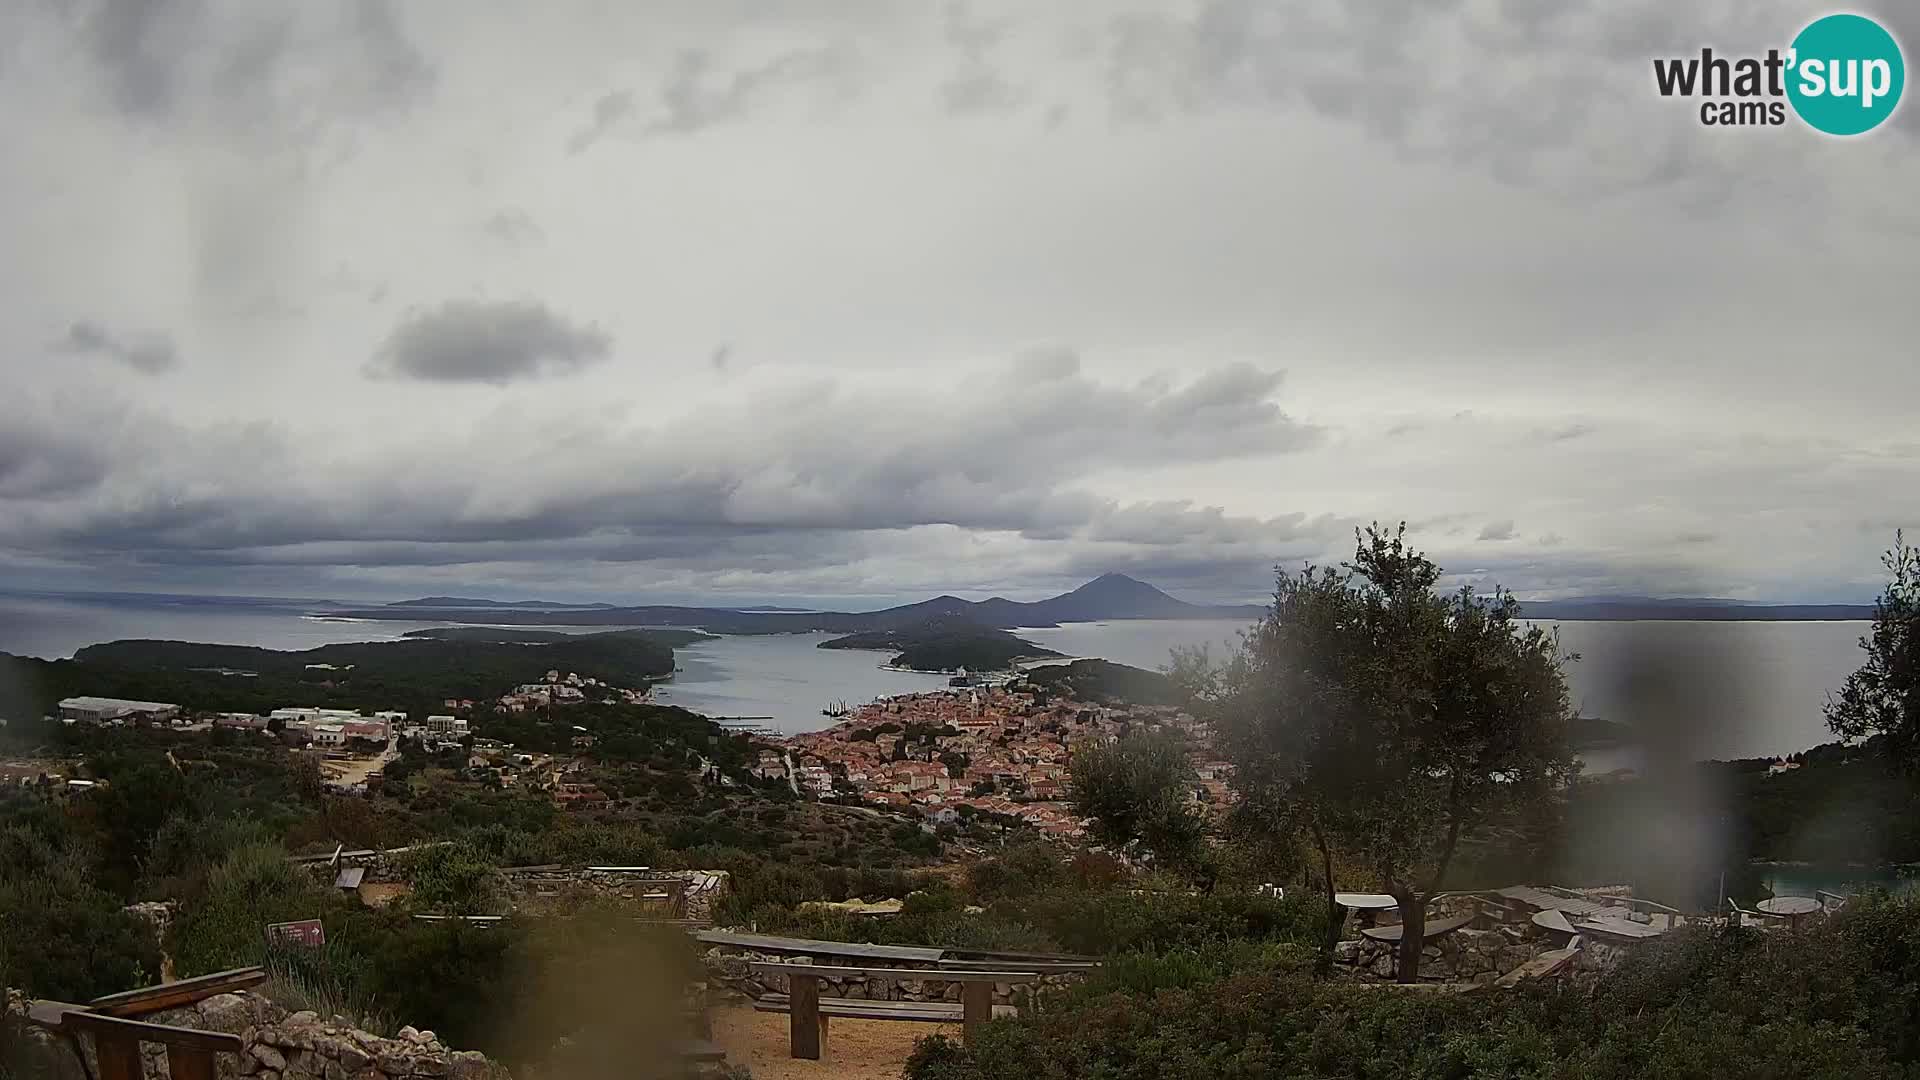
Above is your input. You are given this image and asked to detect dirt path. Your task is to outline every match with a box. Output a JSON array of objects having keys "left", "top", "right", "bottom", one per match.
[
  {"left": 710, "top": 1004, "right": 955, "bottom": 1080},
  {"left": 324, "top": 738, "right": 396, "bottom": 788}
]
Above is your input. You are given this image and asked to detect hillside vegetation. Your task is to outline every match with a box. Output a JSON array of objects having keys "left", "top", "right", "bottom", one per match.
[{"left": 0, "top": 632, "right": 680, "bottom": 719}]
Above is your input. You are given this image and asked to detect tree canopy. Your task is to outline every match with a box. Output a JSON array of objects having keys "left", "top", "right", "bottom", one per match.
[
  {"left": 1207, "top": 524, "right": 1577, "bottom": 980},
  {"left": 1067, "top": 731, "right": 1206, "bottom": 872},
  {"left": 1827, "top": 531, "right": 1920, "bottom": 762}
]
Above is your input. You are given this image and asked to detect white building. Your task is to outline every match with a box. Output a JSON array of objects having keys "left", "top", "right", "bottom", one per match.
[
  {"left": 309, "top": 723, "right": 348, "bottom": 748},
  {"left": 270, "top": 707, "right": 364, "bottom": 724},
  {"left": 58, "top": 697, "right": 181, "bottom": 724}
]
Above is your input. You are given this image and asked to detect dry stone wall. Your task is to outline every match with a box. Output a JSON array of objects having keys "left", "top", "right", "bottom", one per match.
[
  {"left": 702, "top": 947, "right": 1080, "bottom": 1008},
  {"left": 4, "top": 990, "right": 509, "bottom": 1080},
  {"left": 501, "top": 868, "right": 728, "bottom": 922}
]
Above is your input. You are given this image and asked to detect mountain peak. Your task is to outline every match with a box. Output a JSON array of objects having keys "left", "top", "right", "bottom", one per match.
[{"left": 1069, "top": 573, "right": 1174, "bottom": 599}]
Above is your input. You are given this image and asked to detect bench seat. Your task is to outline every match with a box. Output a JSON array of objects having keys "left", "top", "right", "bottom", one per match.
[{"left": 752, "top": 993, "right": 1017, "bottom": 1023}]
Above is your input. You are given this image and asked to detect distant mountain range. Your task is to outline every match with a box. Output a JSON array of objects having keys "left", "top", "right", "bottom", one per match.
[
  {"left": 1520, "top": 597, "right": 1874, "bottom": 621},
  {"left": 335, "top": 573, "right": 1265, "bottom": 631},
  {"left": 332, "top": 575, "right": 1876, "bottom": 631}
]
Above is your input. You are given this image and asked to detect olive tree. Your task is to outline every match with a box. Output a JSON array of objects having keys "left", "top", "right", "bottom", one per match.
[
  {"left": 1211, "top": 525, "right": 1576, "bottom": 981},
  {"left": 1068, "top": 731, "right": 1206, "bottom": 873},
  {"left": 1827, "top": 532, "right": 1920, "bottom": 762}
]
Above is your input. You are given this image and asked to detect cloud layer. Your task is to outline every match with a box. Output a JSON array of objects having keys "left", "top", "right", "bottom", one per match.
[{"left": 0, "top": 0, "right": 1915, "bottom": 604}]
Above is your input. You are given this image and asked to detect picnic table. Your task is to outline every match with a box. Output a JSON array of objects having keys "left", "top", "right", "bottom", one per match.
[
  {"left": 1359, "top": 914, "right": 1473, "bottom": 943},
  {"left": 1757, "top": 895, "right": 1823, "bottom": 928}
]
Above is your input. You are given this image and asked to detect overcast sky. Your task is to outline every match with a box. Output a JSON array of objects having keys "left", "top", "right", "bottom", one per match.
[{"left": 2, "top": 0, "right": 1916, "bottom": 607}]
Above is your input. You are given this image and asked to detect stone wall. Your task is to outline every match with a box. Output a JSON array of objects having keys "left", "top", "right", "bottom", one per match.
[
  {"left": 702, "top": 947, "right": 1081, "bottom": 1008},
  {"left": 500, "top": 868, "right": 729, "bottom": 922},
  {"left": 1336, "top": 927, "right": 1547, "bottom": 983},
  {"left": 4, "top": 990, "right": 508, "bottom": 1080}
]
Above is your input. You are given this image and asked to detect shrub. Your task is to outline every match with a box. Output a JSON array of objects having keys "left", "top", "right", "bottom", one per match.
[
  {"left": 904, "top": 897, "right": 1920, "bottom": 1080},
  {"left": 168, "top": 842, "right": 337, "bottom": 976},
  {"left": 405, "top": 841, "right": 501, "bottom": 913}
]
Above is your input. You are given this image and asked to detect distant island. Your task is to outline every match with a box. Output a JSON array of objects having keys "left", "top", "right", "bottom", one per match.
[
  {"left": 400, "top": 626, "right": 714, "bottom": 647},
  {"left": 819, "top": 618, "right": 1062, "bottom": 673},
  {"left": 0, "top": 630, "right": 684, "bottom": 719},
  {"left": 1519, "top": 597, "right": 1875, "bottom": 621},
  {"left": 386, "top": 596, "right": 619, "bottom": 610},
  {"left": 1020, "top": 658, "right": 1185, "bottom": 706},
  {"left": 331, "top": 573, "right": 1265, "bottom": 632},
  {"left": 330, "top": 575, "right": 1876, "bottom": 633}
]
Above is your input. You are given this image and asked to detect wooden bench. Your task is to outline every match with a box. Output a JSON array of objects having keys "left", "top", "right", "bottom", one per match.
[
  {"left": 27, "top": 967, "right": 269, "bottom": 1080},
  {"left": 748, "top": 962, "right": 1038, "bottom": 1060}
]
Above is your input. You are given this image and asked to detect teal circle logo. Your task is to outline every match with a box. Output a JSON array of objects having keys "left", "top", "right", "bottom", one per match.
[{"left": 1787, "top": 13, "right": 1905, "bottom": 135}]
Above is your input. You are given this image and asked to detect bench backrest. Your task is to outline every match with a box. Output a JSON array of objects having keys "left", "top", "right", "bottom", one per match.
[{"left": 749, "top": 962, "right": 1040, "bottom": 982}]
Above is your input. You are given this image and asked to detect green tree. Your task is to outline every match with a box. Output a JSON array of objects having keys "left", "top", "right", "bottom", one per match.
[
  {"left": 1212, "top": 524, "right": 1576, "bottom": 980},
  {"left": 88, "top": 760, "right": 194, "bottom": 874},
  {"left": 1827, "top": 531, "right": 1920, "bottom": 761},
  {"left": 1067, "top": 732, "right": 1206, "bottom": 873}
]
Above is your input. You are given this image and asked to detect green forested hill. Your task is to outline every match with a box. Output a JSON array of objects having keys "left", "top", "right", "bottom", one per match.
[{"left": 0, "top": 632, "right": 679, "bottom": 720}]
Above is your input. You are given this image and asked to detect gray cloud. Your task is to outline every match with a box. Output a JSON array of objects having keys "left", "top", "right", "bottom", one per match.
[
  {"left": 1089, "top": 0, "right": 1914, "bottom": 204},
  {"left": 0, "top": 407, "right": 112, "bottom": 500},
  {"left": 2, "top": 3, "right": 1915, "bottom": 606},
  {"left": 1478, "top": 519, "right": 1517, "bottom": 542},
  {"left": 73, "top": 0, "right": 432, "bottom": 132},
  {"left": 1539, "top": 423, "right": 1597, "bottom": 443},
  {"left": 481, "top": 209, "right": 542, "bottom": 247},
  {"left": 567, "top": 90, "right": 634, "bottom": 154},
  {"left": 58, "top": 321, "right": 180, "bottom": 374},
  {"left": 2, "top": 358, "right": 1320, "bottom": 596},
  {"left": 366, "top": 301, "right": 612, "bottom": 385},
  {"left": 939, "top": 2, "right": 1024, "bottom": 115},
  {"left": 646, "top": 42, "right": 858, "bottom": 136}
]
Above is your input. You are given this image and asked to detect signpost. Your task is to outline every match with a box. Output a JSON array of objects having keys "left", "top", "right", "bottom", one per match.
[{"left": 265, "top": 919, "right": 326, "bottom": 948}]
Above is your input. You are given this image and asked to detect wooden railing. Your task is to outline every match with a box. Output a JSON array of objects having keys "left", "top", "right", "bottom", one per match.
[{"left": 26, "top": 967, "right": 266, "bottom": 1080}]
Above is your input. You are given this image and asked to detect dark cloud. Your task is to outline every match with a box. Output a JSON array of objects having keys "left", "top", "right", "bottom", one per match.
[
  {"left": 58, "top": 320, "right": 180, "bottom": 374},
  {"left": 0, "top": 417, "right": 111, "bottom": 499},
  {"left": 366, "top": 301, "right": 612, "bottom": 385},
  {"left": 82, "top": 0, "right": 197, "bottom": 119}
]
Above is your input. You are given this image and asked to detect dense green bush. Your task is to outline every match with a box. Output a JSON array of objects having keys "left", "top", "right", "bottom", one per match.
[
  {"left": 0, "top": 817, "right": 160, "bottom": 1000},
  {"left": 0, "top": 873, "right": 159, "bottom": 1000},
  {"left": 168, "top": 842, "right": 342, "bottom": 976},
  {"left": 405, "top": 841, "right": 502, "bottom": 913},
  {"left": 906, "top": 896, "right": 1920, "bottom": 1080},
  {"left": 1002, "top": 884, "right": 1323, "bottom": 955}
]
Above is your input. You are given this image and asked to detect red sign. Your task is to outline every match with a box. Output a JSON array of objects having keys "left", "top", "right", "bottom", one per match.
[{"left": 265, "top": 919, "right": 326, "bottom": 948}]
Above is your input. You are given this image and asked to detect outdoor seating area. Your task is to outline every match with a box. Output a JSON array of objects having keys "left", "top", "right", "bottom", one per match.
[{"left": 695, "top": 930, "right": 1099, "bottom": 1060}]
